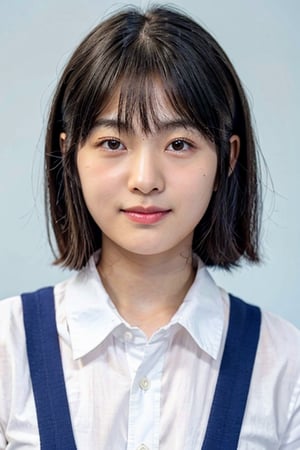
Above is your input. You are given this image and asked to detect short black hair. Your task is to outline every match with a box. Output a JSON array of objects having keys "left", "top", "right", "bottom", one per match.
[{"left": 45, "top": 5, "right": 261, "bottom": 270}]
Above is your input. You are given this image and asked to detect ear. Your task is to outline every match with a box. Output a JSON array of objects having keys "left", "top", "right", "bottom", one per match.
[
  {"left": 214, "top": 134, "right": 240, "bottom": 191},
  {"left": 228, "top": 134, "right": 240, "bottom": 176},
  {"left": 59, "top": 132, "right": 67, "bottom": 154}
]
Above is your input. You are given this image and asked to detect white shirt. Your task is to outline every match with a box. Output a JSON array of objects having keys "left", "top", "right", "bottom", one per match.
[{"left": 0, "top": 255, "right": 300, "bottom": 449}]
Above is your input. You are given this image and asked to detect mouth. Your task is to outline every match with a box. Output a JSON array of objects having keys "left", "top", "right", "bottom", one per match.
[{"left": 120, "top": 206, "right": 172, "bottom": 224}]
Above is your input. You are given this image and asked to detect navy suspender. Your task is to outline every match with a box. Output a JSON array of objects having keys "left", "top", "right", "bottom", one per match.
[
  {"left": 202, "top": 294, "right": 261, "bottom": 449},
  {"left": 21, "top": 288, "right": 261, "bottom": 450},
  {"left": 21, "top": 287, "right": 77, "bottom": 450}
]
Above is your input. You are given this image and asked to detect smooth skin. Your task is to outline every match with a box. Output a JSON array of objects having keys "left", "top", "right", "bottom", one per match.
[{"left": 61, "top": 84, "right": 239, "bottom": 337}]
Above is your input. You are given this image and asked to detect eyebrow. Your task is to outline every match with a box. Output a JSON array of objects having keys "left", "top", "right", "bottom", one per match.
[{"left": 92, "top": 118, "right": 197, "bottom": 133}]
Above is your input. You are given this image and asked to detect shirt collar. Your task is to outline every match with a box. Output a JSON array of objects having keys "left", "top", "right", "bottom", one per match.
[
  {"left": 65, "top": 253, "right": 225, "bottom": 360},
  {"left": 170, "top": 259, "right": 225, "bottom": 359},
  {"left": 65, "top": 253, "right": 122, "bottom": 359}
]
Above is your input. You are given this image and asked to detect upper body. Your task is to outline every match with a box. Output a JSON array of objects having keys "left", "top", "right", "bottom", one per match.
[
  {"left": 1, "top": 254, "right": 300, "bottom": 449},
  {"left": 2, "top": 5, "right": 298, "bottom": 450}
]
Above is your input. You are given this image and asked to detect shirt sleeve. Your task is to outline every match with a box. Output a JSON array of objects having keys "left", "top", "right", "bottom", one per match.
[
  {"left": 0, "top": 296, "right": 23, "bottom": 449},
  {"left": 0, "top": 336, "right": 8, "bottom": 448},
  {"left": 0, "top": 424, "right": 7, "bottom": 450},
  {"left": 279, "top": 376, "right": 300, "bottom": 449}
]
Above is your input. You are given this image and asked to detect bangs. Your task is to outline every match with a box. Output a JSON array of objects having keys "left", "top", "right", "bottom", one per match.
[
  {"left": 88, "top": 59, "right": 216, "bottom": 143},
  {"left": 115, "top": 70, "right": 210, "bottom": 137},
  {"left": 64, "top": 7, "right": 235, "bottom": 146},
  {"left": 81, "top": 44, "right": 220, "bottom": 141}
]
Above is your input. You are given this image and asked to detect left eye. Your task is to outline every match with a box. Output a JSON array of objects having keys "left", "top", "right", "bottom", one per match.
[{"left": 167, "top": 140, "right": 191, "bottom": 152}]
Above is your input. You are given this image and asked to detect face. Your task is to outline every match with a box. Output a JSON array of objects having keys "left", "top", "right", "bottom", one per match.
[{"left": 74, "top": 86, "right": 218, "bottom": 260}]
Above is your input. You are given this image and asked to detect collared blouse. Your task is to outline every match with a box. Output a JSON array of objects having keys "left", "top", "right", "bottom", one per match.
[{"left": 0, "top": 255, "right": 300, "bottom": 449}]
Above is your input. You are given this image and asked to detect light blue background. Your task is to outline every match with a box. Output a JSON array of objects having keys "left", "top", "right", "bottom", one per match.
[{"left": 0, "top": 0, "right": 299, "bottom": 326}]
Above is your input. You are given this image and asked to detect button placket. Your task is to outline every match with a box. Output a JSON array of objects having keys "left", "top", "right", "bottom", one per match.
[
  {"left": 137, "top": 444, "right": 149, "bottom": 450},
  {"left": 124, "top": 330, "right": 134, "bottom": 342},
  {"left": 128, "top": 334, "right": 168, "bottom": 450},
  {"left": 139, "top": 377, "right": 151, "bottom": 391}
]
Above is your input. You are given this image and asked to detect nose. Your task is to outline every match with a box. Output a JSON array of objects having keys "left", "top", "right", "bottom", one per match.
[{"left": 128, "top": 147, "right": 165, "bottom": 194}]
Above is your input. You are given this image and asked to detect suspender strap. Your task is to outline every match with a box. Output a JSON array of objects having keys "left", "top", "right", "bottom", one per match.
[
  {"left": 202, "top": 294, "right": 261, "bottom": 450},
  {"left": 21, "top": 287, "right": 77, "bottom": 450}
]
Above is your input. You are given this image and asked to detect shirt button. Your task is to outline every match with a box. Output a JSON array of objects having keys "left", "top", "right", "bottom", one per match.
[
  {"left": 124, "top": 331, "right": 133, "bottom": 342},
  {"left": 139, "top": 377, "right": 151, "bottom": 391},
  {"left": 137, "top": 445, "right": 149, "bottom": 450}
]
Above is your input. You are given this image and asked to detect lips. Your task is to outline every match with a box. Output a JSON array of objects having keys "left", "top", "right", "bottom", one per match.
[
  {"left": 122, "top": 206, "right": 170, "bottom": 213},
  {"left": 121, "top": 206, "right": 171, "bottom": 224}
]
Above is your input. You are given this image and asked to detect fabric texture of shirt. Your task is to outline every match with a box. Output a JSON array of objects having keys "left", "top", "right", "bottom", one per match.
[{"left": 0, "top": 254, "right": 300, "bottom": 449}]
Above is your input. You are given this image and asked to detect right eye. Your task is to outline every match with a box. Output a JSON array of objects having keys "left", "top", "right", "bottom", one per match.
[{"left": 99, "top": 139, "right": 126, "bottom": 151}]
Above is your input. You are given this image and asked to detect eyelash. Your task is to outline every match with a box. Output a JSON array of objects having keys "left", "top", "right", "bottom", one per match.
[
  {"left": 166, "top": 139, "right": 194, "bottom": 153},
  {"left": 95, "top": 137, "right": 195, "bottom": 153},
  {"left": 97, "top": 139, "right": 125, "bottom": 151}
]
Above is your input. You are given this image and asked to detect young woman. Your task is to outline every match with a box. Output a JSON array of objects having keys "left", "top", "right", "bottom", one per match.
[{"left": 0, "top": 5, "right": 299, "bottom": 449}]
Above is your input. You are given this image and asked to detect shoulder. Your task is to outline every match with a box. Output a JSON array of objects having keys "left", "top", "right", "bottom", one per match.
[
  {"left": 0, "top": 295, "right": 27, "bottom": 428},
  {"left": 233, "top": 298, "right": 300, "bottom": 382},
  {"left": 226, "top": 293, "right": 300, "bottom": 366},
  {"left": 224, "top": 295, "right": 300, "bottom": 444},
  {"left": 0, "top": 294, "right": 24, "bottom": 342},
  {"left": 0, "top": 281, "right": 70, "bottom": 423},
  {"left": 257, "top": 308, "right": 300, "bottom": 399},
  {"left": 225, "top": 294, "right": 300, "bottom": 387},
  {"left": 259, "top": 308, "right": 300, "bottom": 364},
  {"left": 0, "top": 280, "right": 71, "bottom": 353}
]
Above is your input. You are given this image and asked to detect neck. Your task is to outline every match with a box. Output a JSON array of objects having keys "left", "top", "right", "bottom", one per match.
[{"left": 97, "top": 242, "right": 196, "bottom": 337}]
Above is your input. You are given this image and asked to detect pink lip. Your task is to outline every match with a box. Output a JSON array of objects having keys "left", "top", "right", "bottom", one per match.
[{"left": 121, "top": 206, "right": 171, "bottom": 224}]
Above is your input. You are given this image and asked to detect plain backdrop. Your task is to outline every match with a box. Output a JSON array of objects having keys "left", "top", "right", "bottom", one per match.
[{"left": 0, "top": 0, "right": 299, "bottom": 327}]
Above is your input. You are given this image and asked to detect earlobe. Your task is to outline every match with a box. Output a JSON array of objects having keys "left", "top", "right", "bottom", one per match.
[
  {"left": 228, "top": 135, "right": 240, "bottom": 176},
  {"left": 59, "top": 132, "right": 67, "bottom": 154}
]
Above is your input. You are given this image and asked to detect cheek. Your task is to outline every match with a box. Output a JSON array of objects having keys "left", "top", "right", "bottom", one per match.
[
  {"left": 177, "top": 165, "right": 217, "bottom": 227},
  {"left": 77, "top": 154, "right": 122, "bottom": 203},
  {"left": 178, "top": 164, "right": 217, "bottom": 202}
]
